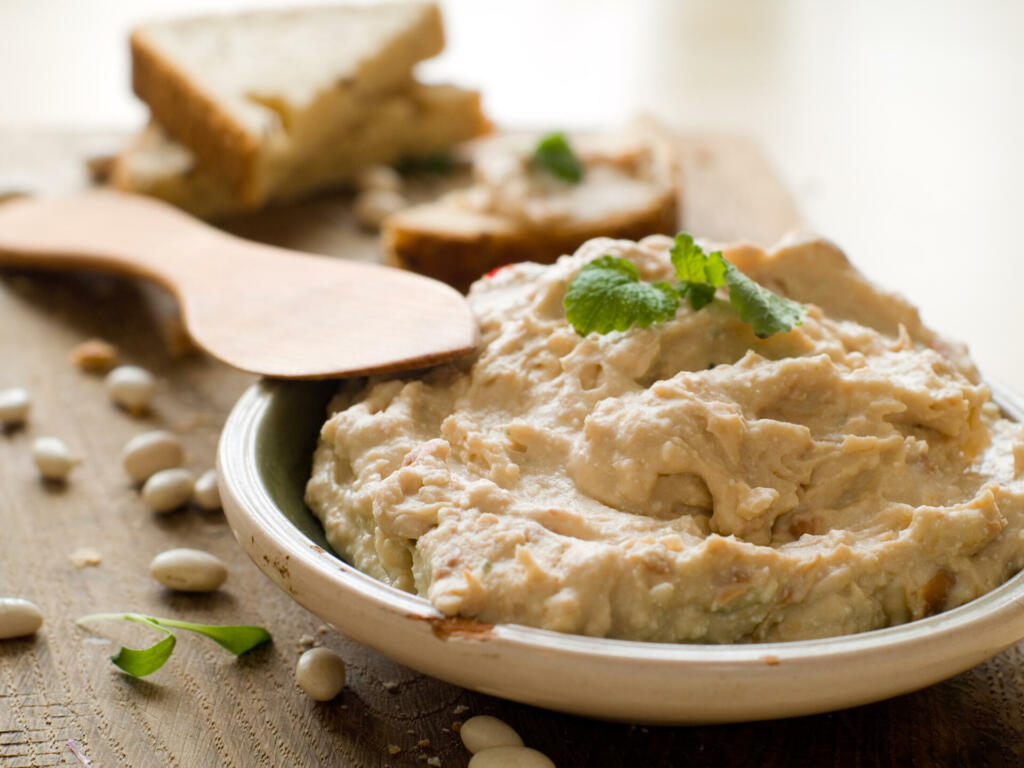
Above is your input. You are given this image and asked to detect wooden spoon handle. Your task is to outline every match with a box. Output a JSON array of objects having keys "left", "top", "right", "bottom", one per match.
[{"left": 0, "top": 190, "right": 225, "bottom": 290}]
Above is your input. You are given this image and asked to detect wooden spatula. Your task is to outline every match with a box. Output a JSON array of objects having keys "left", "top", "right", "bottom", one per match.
[{"left": 0, "top": 190, "right": 477, "bottom": 378}]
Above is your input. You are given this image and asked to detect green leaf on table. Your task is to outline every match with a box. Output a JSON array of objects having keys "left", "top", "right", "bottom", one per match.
[
  {"left": 147, "top": 616, "right": 271, "bottom": 655},
  {"left": 110, "top": 629, "right": 177, "bottom": 677},
  {"left": 533, "top": 131, "right": 584, "bottom": 183},
  {"left": 564, "top": 255, "right": 679, "bottom": 336},
  {"left": 77, "top": 612, "right": 272, "bottom": 677}
]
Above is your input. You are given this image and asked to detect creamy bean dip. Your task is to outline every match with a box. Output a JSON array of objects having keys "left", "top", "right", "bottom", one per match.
[{"left": 306, "top": 234, "right": 1024, "bottom": 643}]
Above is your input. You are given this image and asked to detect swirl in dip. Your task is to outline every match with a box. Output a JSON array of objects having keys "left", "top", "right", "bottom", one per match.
[{"left": 306, "top": 234, "right": 1024, "bottom": 643}]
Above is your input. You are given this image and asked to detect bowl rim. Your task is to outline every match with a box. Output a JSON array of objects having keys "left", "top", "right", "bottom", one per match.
[{"left": 219, "top": 376, "right": 1024, "bottom": 670}]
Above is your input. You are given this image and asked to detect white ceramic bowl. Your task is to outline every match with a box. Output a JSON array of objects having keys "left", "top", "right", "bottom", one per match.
[{"left": 218, "top": 378, "right": 1024, "bottom": 724}]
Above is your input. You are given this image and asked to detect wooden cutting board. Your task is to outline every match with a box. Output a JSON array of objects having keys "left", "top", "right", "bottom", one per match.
[{"left": 1, "top": 129, "right": 1020, "bottom": 768}]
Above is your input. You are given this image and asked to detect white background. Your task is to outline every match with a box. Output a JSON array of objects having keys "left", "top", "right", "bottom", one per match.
[{"left": 1, "top": 0, "right": 1022, "bottom": 384}]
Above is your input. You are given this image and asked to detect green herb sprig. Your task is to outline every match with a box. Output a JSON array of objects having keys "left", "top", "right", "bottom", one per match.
[
  {"left": 564, "top": 255, "right": 679, "bottom": 334},
  {"left": 533, "top": 131, "right": 584, "bottom": 183},
  {"left": 563, "top": 232, "right": 805, "bottom": 338},
  {"left": 77, "top": 613, "right": 271, "bottom": 677}
]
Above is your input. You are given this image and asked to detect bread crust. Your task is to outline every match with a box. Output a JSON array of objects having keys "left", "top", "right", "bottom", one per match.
[
  {"left": 131, "top": 27, "right": 260, "bottom": 203},
  {"left": 385, "top": 191, "right": 678, "bottom": 292}
]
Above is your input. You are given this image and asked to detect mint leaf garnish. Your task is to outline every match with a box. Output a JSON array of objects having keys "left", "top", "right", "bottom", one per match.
[
  {"left": 564, "top": 233, "right": 805, "bottom": 337},
  {"left": 670, "top": 233, "right": 726, "bottom": 286},
  {"left": 722, "top": 261, "right": 805, "bottom": 338},
  {"left": 533, "top": 131, "right": 583, "bottom": 183},
  {"left": 670, "top": 232, "right": 727, "bottom": 310},
  {"left": 671, "top": 232, "right": 804, "bottom": 336},
  {"left": 78, "top": 613, "right": 271, "bottom": 677},
  {"left": 564, "top": 255, "right": 679, "bottom": 335},
  {"left": 677, "top": 282, "right": 715, "bottom": 311}
]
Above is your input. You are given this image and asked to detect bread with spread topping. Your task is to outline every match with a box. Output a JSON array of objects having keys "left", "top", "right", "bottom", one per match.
[
  {"left": 383, "top": 127, "right": 679, "bottom": 290},
  {"left": 129, "top": 2, "right": 446, "bottom": 206}
]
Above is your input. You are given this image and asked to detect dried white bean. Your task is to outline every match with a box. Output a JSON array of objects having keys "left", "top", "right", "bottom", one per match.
[
  {"left": 468, "top": 747, "right": 555, "bottom": 768},
  {"left": 141, "top": 468, "right": 194, "bottom": 512},
  {"left": 461, "top": 716, "right": 524, "bottom": 754},
  {"left": 105, "top": 365, "right": 155, "bottom": 413},
  {"left": 32, "top": 436, "right": 77, "bottom": 480},
  {"left": 353, "top": 188, "right": 407, "bottom": 230},
  {"left": 193, "top": 469, "right": 221, "bottom": 510},
  {"left": 296, "top": 646, "right": 347, "bottom": 701},
  {"left": 356, "top": 164, "right": 403, "bottom": 193},
  {"left": 121, "top": 430, "right": 185, "bottom": 483},
  {"left": 0, "top": 387, "right": 30, "bottom": 424},
  {"left": 0, "top": 597, "right": 43, "bottom": 639},
  {"left": 150, "top": 548, "right": 227, "bottom": 592}
]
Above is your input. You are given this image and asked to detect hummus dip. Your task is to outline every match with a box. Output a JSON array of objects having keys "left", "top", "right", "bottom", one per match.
[{"left": 306, "top": 234, "right": 1024, "bottom": 643}]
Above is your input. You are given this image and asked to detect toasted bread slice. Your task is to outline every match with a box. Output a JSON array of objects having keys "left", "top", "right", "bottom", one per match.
[
  {"left": 384, "top": 127, "right": 679, "bottom": 290},
  {"left": 130, "top": 2, "right": 444, "bottom": 205},
  {"left": 112, "top": 84, "right": 490, "bottom": 219}
]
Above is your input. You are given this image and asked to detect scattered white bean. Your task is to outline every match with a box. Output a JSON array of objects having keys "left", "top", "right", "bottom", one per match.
[
  {"left": 150, "top": 548, "right": 227, "bottom": 592},
  {"left": 141, "top": 468, "right": 194, "bottom": 512},
  {"left": 296, "top": 646, "right": 347, "bottom": 701},
  {"left": 0, "top": 387, "right": 30, "bottom": 424},
  {"left": 193, "top": 469, "right": 221, "bottom": 511},
  {"left": 353, "top": 188, "right": 407, "bottom": 230},
  {"left": 32, "top": 436, "right": 77, "bottom": 480},
  {"left": 468, "top": 747, "right": 555, "bottom": 768},
  {"left": 461, "top": 716, "right": 524, "bottom": 754},
  {"left": 0, "top": 597, "right": 43, "bottom": 639},
  {"left": 105, "top": 365, "right": 156, "bottom": 414},
  {"left": 356, "top": 164, "right": 403, "bottom": 193},
  {"left": 121, "top": 430, "right": 185, "bottom": 483}
]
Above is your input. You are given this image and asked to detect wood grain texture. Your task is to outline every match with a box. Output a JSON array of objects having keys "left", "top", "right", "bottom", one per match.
[{"left": 1, "top": 129, "right": 1021, "bottom": 768}]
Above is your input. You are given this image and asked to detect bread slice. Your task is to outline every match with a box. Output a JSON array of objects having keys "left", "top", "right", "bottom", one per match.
[
  {"left": 111, "top": 83, "right": 489, "bottom": 219},
  {"left": 130, "top": 2, "right": 444, "bottom": 205},
  {"left": 383, "top": 127, "right": 680, "bottom": 290}
]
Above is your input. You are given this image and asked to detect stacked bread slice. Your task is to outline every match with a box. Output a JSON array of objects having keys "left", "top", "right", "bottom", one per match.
[{"left": 112, "top": 3, "right": 489, "bottom": 218}]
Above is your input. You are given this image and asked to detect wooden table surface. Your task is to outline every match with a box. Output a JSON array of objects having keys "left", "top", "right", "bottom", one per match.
[{"left": 1, "top": 130, "right": 1022, "bottom": 768}]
